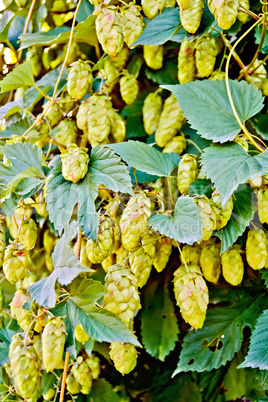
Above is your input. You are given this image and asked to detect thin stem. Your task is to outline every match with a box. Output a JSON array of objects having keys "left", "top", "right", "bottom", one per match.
[
  {"left": 176, "top": 241, "right": 189, "bottom": 273},
  {"left": 80, "top": 131, "right": 88, "bottom": 148},
  {"left": 166, "top": 177, "right": 174, "bottom": 206},
  {"left": 221, "top": 34, "right": 245, "bottom": 70},
  {"left": 95, "top": 42, "right": 101, "bottom": 60},
  {"left": 33, "top": 84, "right": 51, "bottom": 101},
  {"left": 17, "top": 0, "right": 37, "bottom": 62},
  {"left": 186, "top": 139, "right": 203, "bottom": 154},
  {"left": 76, "top": 227, "right": 82, "bottom": 258},
  {"left": 239, "top": 6, "right": 260, "bottom": 20},
  {"left": 59, "top": 351, "right": 70, "bottom": 402},
  {"left": 5, "top": 40, "right": 17, "bottom": 55}
]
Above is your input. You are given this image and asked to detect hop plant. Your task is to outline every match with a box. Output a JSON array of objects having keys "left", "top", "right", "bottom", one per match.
[
  {"left": 67, "top": 60, "right": 93, "bottom": 99},
  {"left": 86, "top": 354, "right": 101, "bottom": 379},
  {"left": 155, "top": 94, "right": 185, "bottom": 147},
  {"left": 3, "top": 243, "right": 30, "bottom": 284},
  {"left": 61, "top": 144, "right": 89, "bottom": 183},
  {"left": 76, "top": 102, "right": 89, "bottom": 131},
  {"left": 200, "top": 238, "right": 221, "bottom": 284},
  {"left": 165, "top": 0, "right": 176, "bottom": 5},
  {"left": 42, "top": 317, "right": 66, "bottom": 372},
  {"left": 246, "top": 229, "right": 268, "bottom": 270},
  {"left": 95, "top": 6, "right": 124, "bottom": 57},
  {"left": 195, "top": 195, "right": 217, "bottom": 241},
  {"left": 195, "top": 35, "right": 217, "bottom": 78},
  {"left": 75, "top": 323, "right": 90, "bottom": 344},
  {"left": 143, "top": 45, "right": 164, "bottom": 69},
  {"left": 87, "top": 94, "right": 113, "bottom": 145},
  {"left": 173, "top": 262, "right": 209, "bottom": 329},
  {"left": 0, "top": 217, "right": 6, "bottom": 267},
  {"left": 208, "top": 0, "right": 239, "bottom": 30},
  {"left": 121, "top": 4, "right": 145, "bottom": 47},
  {"left": 153, "top": 236, "right": 172, "bottom": 272},
  {"left": 18, "top": 218, "right": 37, "bottom": 250},
  {"left": 177, "top": 0, "right": 205, "bottom": 34},
  {"left": 43, "top": 102, "right": 62, "bottom": 127},
  {"left": 178, "top": 38, "right": 196, "bottom": 85},
  {"left": 142, "top": 92, "right": 162, "bottom": 135},
  {"left": 104, "top": 264, "right": 141, "bottom": 325},
  {"left": 163, "top": 134, "right": 186, "bottom": 155},
  {"left": 257, "top": 187, "right": 268, "bottom": 224},
  {"left": 54, "top": 118, "right": 78, "bottom": 147},
  {"left": 120, "top": 73, "right": 139, "bottom": 105},
  {"left": 181, "top": 242, "right": 202, "bottom": 265},
  {"left": 109, "top": 342, "right": 138, "bottom": 374},
  {"left": 86, "top": 216, "right": 114, "bottom": 264},
  {"left": 222, "top": 245, "right": 244, "bottom": 286},
  {"left": 212, "top": 190, "right": 233, "bottom": 230},
  {"left": 177, "top": 154, "right": 198, "bottom": 194},
  {"left": 71, "top": 356, "right": 93, "bottom": 394}
]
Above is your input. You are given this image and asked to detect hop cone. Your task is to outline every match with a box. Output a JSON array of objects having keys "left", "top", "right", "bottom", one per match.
[
  {"left": 43, "top": 229, "right": 57, "bottom": 253},
  {"left": 181, "top": 242, "right": 202, "bottom": 265},
  {"left": 86, "top": 354, "right": 101, "bottom": 379},
  {"left": 95, "top": 6, "right": 124, "bottom": 57},
  {"left": 195, "top": 35, "right": 217, "bottom": 78},
  {"left": 200, "top": 238, "right": 221, "bottom": 284},
  {"left": 26, "top": 48, "right": 42, "bottom": 77},
  {"left": 110, "top": 342, "right": 137, "bottom": 374},
  {"left": 103, "top": 47, "right": 129, "bottom": 89},
  {"left": 120, "top": 73, "right": 139, "bottom": 105},
  {"left": 42, "top": 317, "right": 66, "bottom": 372},
  {"left": 66, "top": 371, "right": 81, "bottom": 394},
  {"left": 86, "top": 216, "right": 114, "bottom": 264},
  {"left": 177, "top": 0, "right": 205, "bottom": 34},
  {"left": 257, "top": 187, "right": 268, "bottom": 224},
  {"left": 67, "top": 60, "right": 93, "bottom": 99},
  {"left": 129, "top": 231, "right": 156, "bottom": 287},
  {"left": 141, "top": 0, "right": 165, "bottom": 19},
  {"left": 0, "top": 217, "right": 6, "bottom": 266},
  {"left": 77, "top": 102, "right": 90, "bottom": 131},
  {"left": 35, "top": 192, "right": 48, "bottom": 217},
  {"left": 54, "top": 118, "right": 78, "bottom": 147},
  {"left": 71, "top": 356, "right": 93, "bottom": 394},
  {"left": 18, "top": 218, "right": 37, "bottom": 250},
  {"left": 143, "top": 45, "right": 164, "bottom": 69},
  {"left": 153, "top": 236, "right": 172, "bottom": 272},
  {"left": 165, "top": 0, "right": 176, "bottom": 5},
  {"left": 109, "top": 110, "right": 126, "bottom": 143},
  {"left": 173, "top": 262, "right": 209, "bottom": 329},
  {"left": 11, "top": 289, "right": 32, "bottom": 330},
  {"left": 248, "top": 175, "right": 268, "bottom": 189},
  {"left": 177, "top": 154, "right": 198, "bottom": 194},
  {"left": 61, "top": 144, "right": 89, "bottom": 183},
  {"left": 246, "top": 229, "right": 268, "bottom": 270},
  {"left": 3, "top": 243, "right": 30, "bottom": 284},
  {"left": 142, "top": 92, "right": 162, "bottom": 135},
  {"left": 104, "top": 264, "right": 141, "bottom": 325},
  {"left": 178, "top": 38, "right": 196, "bottom": 85},
  {"left": 87, "top": 94, "right": 113, "bottom": 145},
  {"left": 122, "top": 4, "right": 145, "bottom": 47},
  {"left": 208, "top": 0, "right": 239, "bottom": 30},
  {"left": 14, "top": 197, "right": 34, "bottom": 221},
  {"left": 74, "top": 236, "right": 92, "bottom": 268},
  {"left": 209, "top": 70, "right": 225, "bottom": 80},
  {"left": 43, "top": 389, "right": 56, "bottom": 401},
  {"left": 75, "top": 323, "right": 90, "bottom": 344},
  {"left": 120, "top": 192, "right": 152, "bottom": 251},
  {"left": 58, "top": 88, "right": 76, "bottom": 113},
  {"left": 43, "top": 102, "right": 62, "bottom": 127},
  {"left": 195, "top": 195, "right": 217, "bottom": 241},
  {"left": 237, "top": 0, "right": 249, "bottom": 22},
  {"left": 116, "top": 245, "right": 129, "bottom": 263},
  {"left": 222, "top": 245, "right": 244, "bottom": 286},
  {"left": 155, "top": 94, "right": 185, "bottom": 147},
  {"left": 163, "top": 134, "right": 186, "bottom": 155},
  {"left": 212, "top": 190, "right": 233, "bottom": 230},
  {"left": 102, "top": 254, "right": 115, "bottom": 272}
]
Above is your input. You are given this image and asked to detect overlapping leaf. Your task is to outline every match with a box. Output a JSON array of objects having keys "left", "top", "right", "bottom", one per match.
[{"left": 0, "top": 61, "right": 35, "bottom": 92}]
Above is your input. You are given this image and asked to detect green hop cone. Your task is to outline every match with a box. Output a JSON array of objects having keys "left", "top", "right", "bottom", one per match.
[
  {"left": 109, "top": 110, "right": 126, "bottom": 143},
  {"left": 143, "top": 45, "right": 164, "bottom": 69},
  {"left": 66, "top": 371, "right": 81, "bottom": 394},
  {"left": 95, "top": 6, "right": 124, "bottom": 57},
  {"left": 18, "top": 218, "right": 37, "bottom": 250},
  {"left": 0, "top": 217, "right": 6, "bottom": 266},
  {"left": 173, "top": 262, "right": 209, "bottom": 329},
  {"left": 35, "top": 192, "right": 48, "bottom": 217},
  {"left": 10, "top": 289, "right": 32, "bottom": 330},
  {"left": 109, "top": 342, "right": 137, "bottom": 374},
  {"left": 237, "top": 0, "right": 249, "bottom": 22},
  {"left": 195, "top": 35, "right": 217, "bottom": 78},
  {"left": 87, "top": 94, "right": 113, "bottom": 146},
  {"left": 200, "top": 238, "right": 221, "bottom": 284},
  {"left": 209, "top": 70, "right": 226, "bottom": 80},
  {"left": 67, "top": 60, "right": 93, "bottom": 99},
  {"left": 54, "top": 118, "right": 78, "bottom": 147},
  {"left": 120, "top": 192, "right": 152, "bottom": 251},
  {"left": 163, "top": 134, "right": 186, "bottom": 155},
  {"left": 42, "top": 317, "right": 66, "bottom": 372},
  {"left": 120, "top": 73, "right": 139, "bottom": 105},
  {"left": 212, "top": 190, "right": 233, "bottom": 230},
  {"left": 181, "top": 242, "right": 202, "bottom": 265},
  {"left": 116, "top": 245, "right": 129, "bottom": 263},
  {"left": 3, "top": 243, "right": 30, "bottom": 284},
  {"left": 177, "top": 154, "right": 198, "bottom": 194},
  {"left": 153, "top": 236, "right": 172, "bottom": 273},
  {"left": 142, "top": 92, "right": 162, "bottom": 135},
  {"left": 14, "top": 197, "right": 34, "bottom": 221},
  {"left": 155, "top": 94, "right": 185, "bottom": 147},
  {"left": 86, "top": 216, "right": 114, "bottom": 264},
  {"left": 103, "top": 47, "right": 129, "bottom": 90},
  {"left": 246, "top": 229, "right": 268, "bottom": 270},
  {"left": 61, "top": 144, "right": 89, "bottom": 183},
  {"left": 43, "top": 388, "right": 56, "bottom": 401},
  {"left": 104, "top": 264, "right": 141, "bottom": 325},
  {"left": 75, "top": 323, "right": 90, "bottom": 344},
  {"left": 165, "top": 0, "right": 176, "bottom": 5},
  {"left": 102, "top": 254, "right": 115, "bottom": 272},
  {"left": 248, "top": 175, "right": 268, "bottom": 190},
  {"left": 77, "top": 102, "right": 90, "bottom": 131},
  {"left": 15, "top": 0, "right": 28, "bottom": 7},
  {"left": 195, "top": 195, "right": 217, "bottom": 241},
  {"left": 58, "top": 88, "right": 76, "bottom": 114},
  {"left": 121, "top": 4, "right": 145, "bottom": 47},
  {"left": 177, "top": 0, "right": 205, "bottom": 34},
  {"left": 86, "top": 354, "right": 101, "bottom": 379},
  {"left": 222, "top": 244, "right": 244, "bottom": 286},
  {"left": 71, "top": 356, "right": 93, "bottom": 394},
  {"left": 208, "top": 0, "right": 239, "bottom": 30},
  {"left": 178, "top": 37, "right": 196, "bottom": 84},
  {"left": 26, "top": 47, "right": 42, "bottom": 77},
  {"left": 257, "top": 187, "right": 268, "bottom": 224},
  {"left": 141, "top": 0, "right": 165, "bottom": 19},
  {"left": 43, "top": 229, "right": 57, "bottom": 253},
  {"left": 43, "top": 102, "right": 62, "bottom": 127}
]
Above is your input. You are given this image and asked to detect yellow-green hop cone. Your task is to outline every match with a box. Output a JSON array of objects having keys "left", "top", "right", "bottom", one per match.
[
  {"left": 18, "top": 218, "right": 37, "bottom": 250},
  {"left": 43, "top": 229, "right": 57, "bottom": 253},
  {"left": 245, "top": 60, "right": 267, "bottom": 91},
  {"left": 110, "top": 342, "right": 137, "bottom": 374},
  {"left": 209, "top": 70, "right": 226, "bottom": 80},
  {"left": 86, "top": 216, "right": 114, "bottom": 264},
  {"left": 67, "top": 60, "right": 93, "bottom": 99},
  {"left": 14, "top": 197, "right": 34, "bottom": 221},
  {"left": 104, "top": 264, "right": 141, "bottom": 325},
  {"left": 257, "top": 187, "right": 268, "bottom": 224},
  {"left": 143, "top": 45, "right": 164, "bottom": 69},
  {"left": 66, "top": 371, "right": 81, "bottom": 394},
  {"left": 129, "top": 231, "right": 156, "bottom": 288},
  {"left": 95, "top": 6, "right": 124, "bottom": 57},
  {"left": 116, "top": 245, "right": 129, "bottom": 263},
  {"left": 109, "top": 110, "right": 126, "bottom": 143},
  {"left": 141, "top": 0, "right": 165, "bottom": 19},
  {"left": 177, "top": 0, "right": 205, "bottom": 33},
  {"left": 246, "top": 229, "right": 268, "bottom": 270},
  {"left": 102, "top": 253, "right": 115, "bottom": 272},
  {"left": 155, "top": 94, "right": 185, "bottom": 147},
  {"left": 153, "top": 236, "right": 172, "bottom": 273},
  {"left": 77, "top": 102, "right": 90, "bottom": 131},
  {"left": 195, "top": 35, "right": 217, "bottom": 78},
  {"left": 165, "top": 0, "right": 176, "bottom": 5},
  {"left": 71, "top": 356, "right": 93, "bottom": 394},
  {"left": 103, "top": 47, "right": 129, "bottom": 90},
  {"left": 43, "top": 388, "right": 56, "bottom": 401},
  {"left": 43, "top": 102, "right": 62, "bottom": 127},
  {"left": 120, "top": 192, "right": 152, "bottom": 251},
  {"left": 195, "top": 195, "right": 217, "bottom": 241},
  {"left": 10, "top": 289, "right": 32, "bottom": 330},
  {"left": 212, "top": 190, "right": 233, "bottom": 230},
  {"left": 181, "top": 242, "right": 202, "bottom": 265},
  {"left": 87, "top": 94, "right": 113, "bottom": 145},
  {"left": 54, "top": 118, "right": 78, "bottom": 147},
  {"left": 86, "top": 354, "right": 101, "bottom": 379},
  {"left": 248, "top": 175, "right": 268, "bottom": 190},
  {"left": 75, "top": 323, "right": 90, "bottom": 344},
  {"left": 173, "top": 262, "right": 209, "bottom": 329},
  {"left": 61, "top": 144, "right": 89, "bottom": 183},
  {"left": 120, "top": 73, "right": 139, "bottom": 105},
  {"left": 178, "top": 37, "right": 196, "bottom": 84},
  {"left": 208, "top": 0, "right": 239, "bottom": 30},
  {"left": 42, "top": 317, "right": 66, "bottom": 372},
  {"left": 200, "top": 238, "right": 221, "bottom": 284},
  {"left": 121, "top": 4, "right": 145, "bottom": 48},
  {"left": 237, "top": 0, "right": 249, "bottom": 22},
  {"left": 26, "top": 48, "right": 42, "bottom": 77},
  {"left": 0, "top": 218, "right": 6, "bottom": 266},
  {"left": 222, "top": 245, "right": 244, "bottom": 286},
  {"left": 142, "top": 92, "right": 162, "bottom": 135},
  {"left": 177, "top": 154, "right": 198, "bottom": 194},
  {"left": 3, "top": 243, "right": 30, "bottom": 284},
  {"left": 35, "top": 192, "right": 48, "bottom": 217},
  {"left": 163, "top": 134, "right": 186, "bottom": 155}
]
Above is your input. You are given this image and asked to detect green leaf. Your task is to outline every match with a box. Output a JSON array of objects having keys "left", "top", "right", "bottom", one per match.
[
  {"left": 201, "top": 143, "right": 261, "bottom": 206},
  {"left": 250, "top": 114, "right": 268, "bottom": 140},
  {"left": 109, "top": 141, "right": 176, "bottom": 177},
  {"left": 188, "top": 179, "right": 213, "bottom": 198},
  {"left": 41, "top": 372, "right": 57, "bottom": 395},
  {"left": 163, "top": 80, "right": 264, "bottom": 143},
  {"left": 88, "top": 379, "right": 120, "bottom": 402},
  {"left": 254, "top": 26, "right": 268, "bottom": 52},
  {"left": 132, "top": 8, "right": 180, "bottom": 46},
  {"left": 261, "top": 269, "right": 268, "bottom": 289},
  {"left": 0, "top": 99, "right": 22, "bottom": 119},
  {"left": 2, "top": 196, "right": 17, "bottom": 218},
  {"left": 253, "top": 147, "right": 268, "bottom": 174},
  {"left": 74, "top": 14, "right": 97, "bottom": 47},
  {"left": 0, "top": 329, "right": 17, "bottom": 365},
  {"left": 76, "top": 0, "right": 94, "bottom": 22},
  {"left": 69, "top": 276, "right": 105, "bottom": 308},
  {"left": 126, "top": 115, "right": 147, "bottom": 139},
  {"left": 0, "top": 116, "right": 36, "bottom": 138},
  {"left": 17, "top": 177, "right": 43, "bottom": 196},
  {"left": 141, "top": 279, "right": 179, "bottom": 361},
  {"left": 145, "top": 61, "right": 178, "bottom": 85},
  {"left": 215, "top": 185, "right": 257, "bottom": 253},
  {"left": 76, "top": 177, "right": 99, "bottom": 241},
  {"left": 223, "top": 355, "right": 247, "bottom": 401},
  {"left": 0, "top": 11, "right": 14, "bottom": 42},
  {"left": 0, "top": 61, "right": 35, "bottom": 92},
  {"left": 149, "top": 195, "right": 203, "bottom": 244},
  {"left": 239, "top": 309, "right": 268, "bottom": 370},
  {"left": 173, "top": 291, "right": 267, "bottom": 375},
  {"left": 1, "top": 167, "right": 42, "bottom": 198}
]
